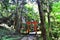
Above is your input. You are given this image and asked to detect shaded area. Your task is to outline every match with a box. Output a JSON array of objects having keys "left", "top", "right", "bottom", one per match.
[
  {"left": 0, "top": 26, "right": 41, "bottom": 40},
  {"left": 0, "top": 27, "right": 23, "bottom": 40}
]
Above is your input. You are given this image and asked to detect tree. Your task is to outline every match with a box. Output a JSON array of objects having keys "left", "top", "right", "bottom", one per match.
[
  {"left": 47, "top": 1, "right": 52, "bottom": 40},
  {"left": 37, "top": 0, "right": 46, "bottom": 40},
  {"left": 14, "top": 0, "right": 27, "bottom": 33}
]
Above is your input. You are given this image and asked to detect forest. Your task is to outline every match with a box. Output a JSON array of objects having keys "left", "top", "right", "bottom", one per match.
[{"left": 0, "top": 0, "right": 60, "bottom": 40}]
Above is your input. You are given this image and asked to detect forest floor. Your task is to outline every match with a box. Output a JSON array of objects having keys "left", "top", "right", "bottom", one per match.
[
  {"left": 0, "top": 27, "right": 23, "bottom": 40},
  {"left": 0, "top": 27, "right": 40, "bottom": 40}
]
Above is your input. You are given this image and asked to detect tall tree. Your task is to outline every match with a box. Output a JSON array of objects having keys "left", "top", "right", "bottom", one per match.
[
  {"left": 14, "top": 0, "right": 19, "bottom": 33},
  {"left": 14, "top": 0, "right": 26, "bottom": 33},
  {"left": 47, "top": 2, "right": 52, "bottom": 40},
  {"left": 37, "top": 0, "right": 46, "bottom": 40},
  {"left": 20, "top": 0, "right": 27, "bottom": 33}
]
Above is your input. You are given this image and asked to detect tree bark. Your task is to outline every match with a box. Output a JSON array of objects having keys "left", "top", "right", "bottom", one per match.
[
  {"left": 14, "top": 0, "right": 27, "bottom": 33},
  {"left": 14, "top": 0, "right": 20, "bottom": 33},
  {"left": 47, "top": 2, "right": 52, "bottom": 40},
  {"left": 37, "top": 0, "right": 46, "bottom": 40}
]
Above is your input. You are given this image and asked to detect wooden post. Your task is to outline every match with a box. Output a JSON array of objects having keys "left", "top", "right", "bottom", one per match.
[
  {"left": 32, "top": 21, "right": 38, "bottom": 33},
  {"left": 26, "top": 21, "right": 31, "bottom": 33}
]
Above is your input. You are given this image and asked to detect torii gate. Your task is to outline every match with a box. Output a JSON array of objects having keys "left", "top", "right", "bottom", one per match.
[{"left": 14, "top": 0, "right": 40, "bottom": 34}]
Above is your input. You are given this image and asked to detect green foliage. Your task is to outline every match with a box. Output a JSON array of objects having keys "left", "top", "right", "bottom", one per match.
[
  {"left": 9, "top": 5, "right": 16, "bottom": 10},
  {"left": 49, "top": 1, "right": 60, "bottom": 39},
  {"left": 24, "top": 4, "right": 39, "bottom": 21},
  {"left": 52, "top": 1, "right": 60, "bottom": 13},
  {"left": 2, "top": 0, "right": 9, "bottom": 10},
  {"left": 0, "top": 1, "right": 16, "bottom": 18}
]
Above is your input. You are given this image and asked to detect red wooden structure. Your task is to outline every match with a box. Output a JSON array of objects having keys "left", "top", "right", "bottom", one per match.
[
  {"left": 26, "top": 21, "right": 38, "bottom": 33},
  {"left": 26, "top": 21, "right": 31, "bottom": 33},
  {"left": 31, "top": 21, "right": 38, "bottom": 32}
]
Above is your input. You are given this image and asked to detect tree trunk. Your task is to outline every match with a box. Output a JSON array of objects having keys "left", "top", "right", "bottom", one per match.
[
  {"left": 37, "top": 0, "right": 46, "bottom": 40},
  {"left": 14, "top": 0, "right": 20, "bottom": 33},
  {"left": 47, "top": 2, "right": 52, "bottom": 40},
  {"left": 14, "top": 0, "right": 27, "bottom": 33}
]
